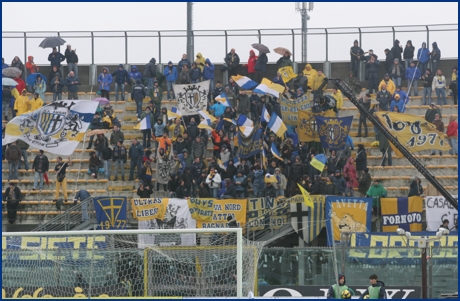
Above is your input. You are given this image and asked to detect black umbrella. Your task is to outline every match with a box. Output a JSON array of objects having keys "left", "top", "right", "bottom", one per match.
[
  {"left": 251, "top": 43, "right": 270, "bottom": 54},
  {"left": 39, "top": 36, "right": 66, "bottom": 49},
  {"left": 2, "top": 67, "right": 22, "bottom": 78}
]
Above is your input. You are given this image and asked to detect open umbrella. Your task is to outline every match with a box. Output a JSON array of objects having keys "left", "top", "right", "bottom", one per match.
[
  {"left": 39, "top": 36, "right": 66, "bottom": 49},
  {"left": 94, "top": 97, "right": 110, "bottom": 105},
  {"left": 274, "top": 47, "right": 292, "bottom": 56},
  {"left": 26, "top": 73, "right": 47, "bottom": 87},
  {"left": 251, "top": 43, "right": 270, "bottom": 54},
  {"left": 2, "top": 67, "right": 22, "bottom": 78},
  {"left": 2, "top": 78, "right": 18, "bottom": 86}
]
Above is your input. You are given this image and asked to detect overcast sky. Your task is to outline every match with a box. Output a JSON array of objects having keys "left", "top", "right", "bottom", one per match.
[{"left": 2, "top": 2, "right": 458, "bottom": 65}]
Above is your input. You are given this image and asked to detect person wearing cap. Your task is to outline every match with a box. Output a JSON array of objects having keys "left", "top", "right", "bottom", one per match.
[
  {"left": 391, "top": 39, "right": 403, "bottom": 63},
  {"left": 3, "top": 182, "right": 22, "bottom": 224},
  {"left": 48, "top": 47, "right": 65, "bottom": 68},
  {"left": 389, "top": 58, "right": 405, "bottom": 87},
  {"left": 446, "top": 115, "right": 458, "bottom": 156},
  {"left": 405, "top": 61, "right": 421, "bottom": 97},
  {"left": 164, "top": 61, "right": 178, "bottom": 100},
  {"left": 111, "top": 64, "right": 129, "bottom": 101},
  {"left": 432, "top": 69, "right": 447, "bottom": 106},
  {"left": 350, "top": 40, "right": 364, "bottom": 77},
  {"left": 390, "top": 94, "right": 405, "bottom": 113},
  {"left": 64, "top": 44, "right": 78, "bottom": 76},
  {"left": 424, "top": 102, "right": 442, "bottom": 123},
  {"left": 357, "top": 93, "right": 371, "bottom": 137},
  {"left": 13, "top": 89, "right": 30, "bottom": 116},
  {"left": 365, "top": 54, "right": 380, "bottom": 94},
  {"left": 366, "top": 179, "right": 387, "bottom": 217}
]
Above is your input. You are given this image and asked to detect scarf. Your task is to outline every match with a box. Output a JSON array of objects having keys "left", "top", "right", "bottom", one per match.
[
  {"left": 174, "top": 124, "right": 181, "bottom": 137},
  {"left": 145, "top": 166, "right": 152, "bottom": 180}
]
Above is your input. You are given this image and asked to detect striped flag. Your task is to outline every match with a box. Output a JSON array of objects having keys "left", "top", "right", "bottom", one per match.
[
  {"left": 199, "top": 110, "right": 217, "bottom": 123},
  {"left": 261, "top": 147, "right": 268, "bottom": 170},
  {"left": 215, "top": 93, "right": 231, "bottom": 107},
  {"left": 310, "top": 154, "right": 327, "bottom": 172},
  {"left": 261, "top": 105, "right": 270, "bottom": 123},
  {"left": 267, "top": 112, "right": 287, "bottom": 138},
  {"left": 217, "top": 158, "right": 227, "bottom": 170},
  {"left": 253, "top": 78, "right": 285, "bottom": 98},
  {"left": 237, "top": 114, "right": 253, "bottom": 127},
  {"left": 198, "top": 119, "right": 213, "bottom": 131},
  {"left": 223, "top": 118, "right": 237, "bottom": 125},
  {"left": 290, "top": 195, "right": 326, "bottom": 244},
  {"left": 167, "top": 107, "right": 182, "bottom": 120},
  {"left": 239, "top": 126, "right": 254, "bottom": 137},
  {"left": 231, "top": 75, "right": 258, "bottom": 90},
  {"left": 271, "top": 143, "right": 283, "bottom": 161},
  {"left": 134, "top": 116, "right": 151, "bottom": 130}
]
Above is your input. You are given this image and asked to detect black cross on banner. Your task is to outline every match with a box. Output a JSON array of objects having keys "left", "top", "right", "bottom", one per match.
[{"left": 290, "top": 202, "right": 310, "bottom": 242}]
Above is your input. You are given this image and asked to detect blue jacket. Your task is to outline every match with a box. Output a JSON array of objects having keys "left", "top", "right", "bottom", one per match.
[
  {"left": 75, "top": 189, "right": 91, "bottom": 201},
  {"left": 2, "top": 63, "right": 8, "bottom": 70},
  {"left": 112, "top": 65, "right": 130, "bottom": 84},
  {"left": 394, "top": 90, "right": 409, "bottom": 107},
  {"left": 48, "top": 51, "right": 65, "bottom": 67},
  {"left": 65, "top": 75, "right": 79, "bottom": 92},
  {"left": 405, "top": 66, "right": 421, "bottom": 81},
  {"left": 390, "top": 99, "right": 405, "bottom": 113},
  {"left": 129, "top": 142, "right": 144, "bottom": 160},
  {"left": 272, "top": 75, "right": 284, "bottom": 85},
  {"left": 129, "top": 65, "right": 143, "bottom": 81},
  {"left": 211, "top": 102, "right": 226, "bottom": 117},
  {"left": 346, "top": 135, "right": 354, "bottom": 149},
  {"left": 253, "top": 169, "right": 265, "bottom": 190},
  {"left": 153, "top": 122, "right": 166, "bottom": 137},
  {"left": 178, "top": 58, "right": 191, "bottom": 72},
  {"left": 98, "top": 67, "right": 113, "bottom": 91},
  {"left": 254, "top": 53, "right": 268, "bottom": 72},
  {"left": 163, "top": 66, "right": 178, "bottom": 82},
  {"left": 190, "top": 67, "right": 202, "bottom": 81},
  {"left": 203, "top": 59, "right": 215, "bottom": 80},
  {"left": 417, "top": 43, "right": 430, "bottom": 64}
]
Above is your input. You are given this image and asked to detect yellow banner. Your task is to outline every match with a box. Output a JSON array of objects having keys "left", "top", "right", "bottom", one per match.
[
  {"left": 247, "top": 197, "right": 288, "bottom": 231},
  {"left": 297, "top": 110, "right": 336, "bottom": 142},
  {"left": 130, "top": 198, "right": 169, "bottom": 221},
  {"left": 375, "top": 112, "right": 450, "bottom": 152},
  {"left": 278, "top": 66, "right": 297, "bottom": 83},
  {"left": 279, "top": 95, "right": 312, "bottom": 125},
  {"left": 188, "top": 198, "right": 214, "bottom": 222},
  {"left": 197, "top": 199, "right": 247, "bottom": 228}
]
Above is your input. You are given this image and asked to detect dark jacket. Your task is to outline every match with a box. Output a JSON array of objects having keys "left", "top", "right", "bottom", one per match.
[
  {"left": 190, "top": 66, "right": 202, "bottom": 81},
  {"left": 408, "top": 179, "right": 423, "bottom": 197},
  {"left": 176, "top": 185, "right": 189, "bottom": 198},
  {"left": 178, "top": 58, "right": 191, "bottom": 72},
  {"left": 350, "top": 45, "right": 364, "bottom": 61},
  {"left": 254, "top": 53, "right": 268, "bottom": 72},
  {"left": 50, "top": 76, "right": 65, "bottom": 94},
  {"left": 32, "top": 154, "right": 49, "bottom": 173},
  {"left": 431, "top": 42, "right": 441, "bottom": 61},
  {"left": 311, "top": 180, "right": 326, "bottom": 195},
  {"left": 358, "top": 173, "right": 372, "bottom": 195},
  {"left": 356, "top": 149, "right": 367, "bottom": 171},
  {"left": 332, "top": 175, "right": 347, "bottom": 194},
  {"left": 236, "top": 94, "right": 250, "bottom": 114},
  {"left": 225, "top": 52, "right": 240, "bottom": 71},
  {"left": 3, "top": 186, "right": 22, "bottom": 201},
  {"left": 129, "top": 142, "right": 144, "bottom": 160},
  {"left": 403, "top": 41, "right": 415, "bottom": 59},
  {"left": 131, "top": 82, "right": 146, "bottom": 102},
  {"left": 48, "top": 51, "right": 65, "bottom": 67},
  {"left": 265, "top": 184, "right": 276, "bottom": 198},
  {"left": 390, "top": 40, "right": 403, "bottom": 62},
  {"left": 389, "top": 64, "right": 405, "bottom": 79},
  {"left": 89, "top": 116, "right": 103, "bottom": 130},
  {"left": 89, "top": 155, "right": 102, "bottom": 168},
  {"left": 376, "top": 90, "right": 391, "bottom": 111},
  {"left": 137, "top": 186, "right": 153, "bottom": 198},
  {"left": 290, "top": 163, "right": 304, "bottom": 182},
  {"left": 325, "top": 182, "right": 339, "bottom": 196},
  {"left": 65, "top": 49, "right": 78, "bottom": 64},
  {"left": 425, "top": 108, "right": 442, "bottom": 123},
  {"left": 112, "top": 65, "right": 130, "bottom": 84},
  {"left": 65, "top": 75, "right": 79, "bottom": 92},
  {"left": 224, "top": 183, "right": 237, "bottom": 198},
  {"left": 327, "top": 156, "right": 338, "bottom": 175},
  {"left": 421, "top": 71, "right": 434, "bottom": 88},
  {"left": 250, "top": 94, "right": 260, "bottom": 113},
  {"left": 143, "top": 58, "right": 157, "bottom": 78},
  {"left": 327, "top": 274, "right": 348, "bottom": 299},
  {"left": 112, "top": 145, "right": 127, "bottom": 162},
  {"left": 385, "top": 51, "right": 395, "bottom": 70}
]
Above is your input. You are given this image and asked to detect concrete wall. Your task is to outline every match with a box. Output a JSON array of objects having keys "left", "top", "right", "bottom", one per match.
[{"left": 36, "top": 59, "right": 457, "bottom": 92}]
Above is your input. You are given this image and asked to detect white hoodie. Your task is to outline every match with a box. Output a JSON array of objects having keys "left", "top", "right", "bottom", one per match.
[
  {"left": 432, "top": 74, "right": 446, "bottom": 90},
  {"left": 205, "top": 172, "right": 222, "bottom": 189}
]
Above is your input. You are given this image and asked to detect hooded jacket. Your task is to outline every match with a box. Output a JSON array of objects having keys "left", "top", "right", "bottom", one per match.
[
  {"left": 25, "top": 56, "right": 39, "bottom": 74},
  {"left": 98, "top": 68, "right": 113, "bottom": 91},
  {"left": 129, "top": 65, "right": 143, "bottom": 82},
  {"left": 366, "top": 183, "right": 387, "bottom": 198},
  {"left": 408, "top": 178, "right": 423, "bottom": 197},
  {"left": 350, "top": 42, "right": 364, "bottom": 61},
  {"left": 303, "top": 64, "right": 318, "bottom": 87},
  {"left": 203, "top": 58, "right": 215, "bottom": 80},
  {"left": 233, "top": 174, "right": 248, "bottom": 191},
  {"left": 254, "top": 52, "right": 268, "bottom": 72},
  {"left": 236, "top": 93, "right": 250, "bottom": 114},
  {"left": 246, "top": 50, "right": 258, "bottom": 73},
  {"left": 48, "top": 50, "right": 65, "bottom": 67},
  {"left": 195, "top": 53, "right": 206, "bottom": 72},
  {"left": 405, "top": 64, "right": 421, "bottom": 81},
  {"left": 112, "top": 65, "right": 129, "bottom": 84},
  {"left": 164, "top": 64, "right": 178, "bottom": 82},
  {"left": 417, "top": 43, "right": 430, "bottom": 64},
  {"left": 29, "top": 97, "right": 44, "bottom": 112},
  {"left": 378, "top": 78, "right": 395, "bottom": 96},
  {"left": 252, "top": 169, "right": 265, "bottom": 191},
  {"left": 131, "top": 80, "right": 146, "bottom": 102},
  {"left": 431, "top": 42, "right": 441, "bottom": 61},
  {"left": 356, "top": 147, "right": 367, "bottom": 171},
  {"left": 390, "top": 40, "right": 402, "bottom": 62},
  {"left": 206, "top": 171, "right": 222, "bottom": 189},
  {"left": 14, "top": 77, "right": 26, "bottom": 95},
  {"left": 358, "top": 172, "right": 371, "bottom": 195},
  {"left": 144, "top": 58, "right": 157, "bottom": 78},
  {"left": 403, "top": 40, "right": 415, "bottom": 59},
  {"left": 447, "top": 117, "right": 458, "bottom": 138},
  {"left": 332, "top": 174, "right": 347, "bottom": 194},
  {"left": 13, "top": 90, "right": 29, "bottom": 116},
  {"left": 343, "top": 158, "right": 359, "bottom": 189}
]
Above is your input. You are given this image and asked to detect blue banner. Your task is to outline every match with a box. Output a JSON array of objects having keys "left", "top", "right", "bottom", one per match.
[
  {"left": 315, "top": 116, "right": 353, "bottom": 151},
  {"left": 348, "top": 232, "right": 458, "bottom": 264},
  {"left": 325, "top": 196, "right": 373, "bottom": 246},
  {"left": 238, "top": 128, "right": 262, "bottom": 159},
  {"left": 93, "top": 196, "right": 128, "bottom": 230}
]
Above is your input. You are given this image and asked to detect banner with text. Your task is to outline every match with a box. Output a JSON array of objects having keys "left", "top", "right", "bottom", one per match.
[
  {"left": 425, "top": 195, "right": 458, "bottom": 231},
  {"left": 188, "top": 198, "right": 215, "bottom": 222},
  {"left": 279, "top": 94, "right": 311, "bottom": 126},
  {"left": 381, "top": 197, "right": 423, "bottom": 232},
  {"left": 247, "top": 197, "right": 288, "bottom": 231},
  {"left": 130, "top": 198, "right": 169, "bottom": 221},
  {"left": 93, "top": 197, "right": 127, "bottom": 230},
  {"left": 196, "top": 199, "right": 247, "bottom": 228}
]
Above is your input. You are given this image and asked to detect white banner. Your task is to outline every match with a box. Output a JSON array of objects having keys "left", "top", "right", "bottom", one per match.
[
  {"left": 425, "top": 195, "right": 458, "bottom": 231},
  {"left": 173, "top": 80, "right": 210, "bottom": 115},
  {"left": 138, "top": 198, "right": 196, "bottom": 248},
  {"left": 2, "top": 100, "right": 99, "bottom": 156}
]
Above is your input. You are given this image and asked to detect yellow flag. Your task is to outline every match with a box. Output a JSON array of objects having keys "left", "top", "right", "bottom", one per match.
[
  {"left": 297, "top": 183, "right": 314, "bottom": 209},
  {"left": 374, "top": 112, "right": 450, "bottom": 152},
  {"left": 261, "top": 78, "right": 285, "bottom": 94},
  {"left": 278, "top": 66, "right": 297, "bottom": 83}
]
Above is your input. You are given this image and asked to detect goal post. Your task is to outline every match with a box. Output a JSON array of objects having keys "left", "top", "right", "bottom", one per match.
[{"left": 2, "top": 228, "right": 264, "bottom": 299}]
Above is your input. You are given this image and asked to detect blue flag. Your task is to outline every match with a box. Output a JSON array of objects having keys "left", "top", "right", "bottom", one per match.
[
  {"left": 315, "top": 116, "right": 353, "bottom": 151},
  {"left": 93, "top": 196, "right": 128, "bottom": 230},
  {"left": 238, "top": 128, "right": 263, "bottom": 159}
]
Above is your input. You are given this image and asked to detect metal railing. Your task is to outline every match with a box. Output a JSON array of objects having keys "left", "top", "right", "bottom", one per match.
[
  {"left": 2, "top": 24, "right": 457, "bottom": 65},
  {"left": 31, "top": 197, "right": 94, "bottom": 232}
]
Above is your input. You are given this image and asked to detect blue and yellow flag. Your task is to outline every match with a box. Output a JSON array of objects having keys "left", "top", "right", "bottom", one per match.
[
  {"left": 290, "top": 195, "right": 326, "bottom": 244},
  {"left": 381, "top": 197, "right": 424, "bottom": 232},
  {"left": 310, "top": 154, "right": 327, "bottom": 172},
  {"left": 238, "top": 128, "right": 262, "bottom": 159},
  {"left": 315, "top": 116, "right": 353, "bottom": 151},
  {"left": 94, "top": 196, "right": 127, "bottom": 230}
]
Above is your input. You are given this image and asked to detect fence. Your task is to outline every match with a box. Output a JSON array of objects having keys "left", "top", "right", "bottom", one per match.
[{"left": 2, "top": 24, "right": 457, "bottom": 66}]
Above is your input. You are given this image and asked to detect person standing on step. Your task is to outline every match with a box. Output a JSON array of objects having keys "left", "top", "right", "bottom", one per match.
[
  {"left": 131, "top": 79, "right": 146, "bottom": 121},
  {"left": 110, "top": 125, "right": 124, "bottom": 147},
  {"left": 112, "top": 140, "right": 127, "bottom": 181},
  {"left": 88, "top": 151, "right": 102, "bottom": 179},
  {"left": 359, "top": 274, "right": 386, "bottom": 299},
  {"left": 350, "top": 39, "right": 364, "bottom": 77},
  {"left": 432, "top": 69, "right": 447, "bottom": 106},
  {"left": 32, "top": 150, "right": 49, "bottom": 191},
  {"left": 376, "top": 85, "right": 391, "bottom": 111},
  {"left": 65, "top": 71, "right": 79, "bottom": 100},
  {"left": 431, "top": 113, "right": 444, "bottom": 156},
  {"left": 424, "top": 102, "right": 442, "bottom": 123},
  {"left": 164, "top": 61, "right": 178, "bottom": 100},
  {"left": 405, "top": 61, "right": 421, "bottom": 97},
  {"left": 358, "top": 168, "right": 371, "bottom": 197},
  {"left": 149, "top": 80, "right": 163, "bottom": 116},
  {"left": 5, "top": 140, "right": 21, "bottom": 181},
  {"left": 73, "top": 189, "right": 90, "bottom": 222},
  {"left": 430, "top": 42, "right": 441, "bottom": 75},
  {"left": 98, "top": 67, "right": 113, "bottom": 100},
  {"left": 54, "top": 156, "right": 72, "bottom": 202},
  {"left": 366, "top": 179, "right": 387, "bottom": 218},
  {"left": 446, "top": 115, "right": 458, "bottom": 156},
  {"left": 94, "top": 133, "right": 108, "bottom": 159},
  {"left": 48, "top": 47, "right": 65, "bottom": 68},
  {"left": 225, "top": 48, "right": 241, "bottom": 77},
  {"left": 403, "top": 40, "right": 415, "bottom": 70},
  {"left": 112, "top": 64, "right": 129, "bottom": 101},
  {"left": 3, "top": 182, "right": 22, "bottom": 224},
  {"left": 141, "top": 106, "right": 155, "bottom": 149},
  {"left": 357, "top": 93, "right": 371, "bottom": 137},
  {"left": 128, "top": 138, "right": 143, "bottom": 181},
  {"left": 86, "top": 112, "right": 103, "bottom": 149},
  {"left": 65, "top": 44, "right": 79, "bottom": 76},
  {"left": 17, "top": 140, "right": 29, "bottom": 171}
]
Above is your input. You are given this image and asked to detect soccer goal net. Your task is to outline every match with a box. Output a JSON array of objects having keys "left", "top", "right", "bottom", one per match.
[{"left": 2, "top": 229, "right": 265, "bottom": 299}]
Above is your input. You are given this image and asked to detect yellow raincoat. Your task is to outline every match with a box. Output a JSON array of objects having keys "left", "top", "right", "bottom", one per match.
[
  {"left": 303, "top": 64, "right": 318, "bottom": 87},
  {"left": 13, "top": 90, "right": 30, "bottom": 116},
  {"left": 195, "top": 52, "right": 206, "bottom": 72}
]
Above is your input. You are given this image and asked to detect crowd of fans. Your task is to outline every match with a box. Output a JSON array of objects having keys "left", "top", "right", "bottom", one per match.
[{"left": 1, "top": 39, "right": 458, "bottom": 223}]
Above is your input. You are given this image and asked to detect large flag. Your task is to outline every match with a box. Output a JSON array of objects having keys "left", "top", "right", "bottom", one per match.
[
  {"left": 325, "top": 196, "right": 373, "bottom": 246},
  {"left": 297, "top": 184, "right": 314, "bottom": 208},
  {"left": 239, "top": 125, "right": 254, "bottom": 137},
  {"left": 253, "top": 78, "right": 285, "bottom": 98},
  {"left": 374, "top": 112, "right": 451, "bottom": 152},
  {"left": 131, "top": 198, "right": 169, "bottom": 221},
  {"left": 425, "top": 195, "right": 458, "bottom": 231},
  {"left": 298, "top": 110, "right": 336, "bottom": 142},
  {"left": 290, "top": 195, "right": 326, "bottom": 244},
  {"left": 198, "top": 119, "right": 213, "bottom": 131},
  {"left": 270, "top": 143, "right": 283, "bottom": 161},
  {"left": 167, "top": 107, "right": 182, "bottom": 120},
  {"left": 156, "top": 144, "right": 176, "bottom": 185},
  {"left": 173, "top": 80, "right": 210, "bottom": 115},
  {"left": 267, "top": 112, "right": 287, "bottom": 138},
  {"left": 237, "top": 114, "right": 253, "bottom": 127},
  {"left": 247, "top": 197, "right": 289, "bottom": 231},
  {"left": 261, "top": 105, "right": 270, "bottom": 123},
  {"left": 315, "top": 116, "right": 353, "bottom": 151},
  {"left": 310, "top": 154, "right": 327, "bottom": 172},
  {"left": 280, "top": 94, "right": 312, "bottom": 126},
  {"left": 381, "top": 197, "right": 424, "bottom": 232},
  {"left": 134, "top": 116, "right": 151, "bottom": 130},
  {"left": 2, "top": 100, "right": 99, "bottom": 156},
  {"left": 93, "top": 196, "right": 128, "bottom": 230},
  {"left": 215, "top": 93, "right": 231, "bottom": 107},
  {"left": 278, "top": 66, "right": 297, "bottom": 83},
  {"left": 231, "top": 74, "right": 258, "bottom": 90},
  {"left": 238, "top": 127, "right": 262, "bottom": 159},
  {"left": 199, "top": 110, "right": 217, "bottom": 123}
]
